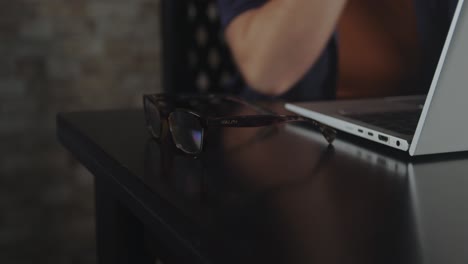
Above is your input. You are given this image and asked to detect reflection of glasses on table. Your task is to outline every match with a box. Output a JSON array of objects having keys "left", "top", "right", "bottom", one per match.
[{"left": 143, "top": 93, "right": 336, "bottom": 155}]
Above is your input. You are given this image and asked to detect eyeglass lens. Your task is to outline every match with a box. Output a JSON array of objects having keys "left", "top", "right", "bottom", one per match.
[
  {"left": 145, "top": 98, "right": 162, "bottom": 138},
  {"left": 168, "top": 111, "right": 204, "bottom": 154}
]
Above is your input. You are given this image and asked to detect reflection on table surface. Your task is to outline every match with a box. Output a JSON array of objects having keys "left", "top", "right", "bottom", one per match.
[
  {"left": 141, "top": 116, "right": 468, "bottom": 264},
  {"left": 57, "top": 108, "right": 468, "bottom": 264}
]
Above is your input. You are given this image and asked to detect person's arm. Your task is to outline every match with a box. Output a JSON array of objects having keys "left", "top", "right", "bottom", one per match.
[{"left": 225, "top": 0, "right": 347, "bottom": 96}]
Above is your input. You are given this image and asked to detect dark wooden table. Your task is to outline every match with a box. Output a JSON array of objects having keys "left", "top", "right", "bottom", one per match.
[{"left": 57, "top": 107, "right": 468, "bottom": 264}]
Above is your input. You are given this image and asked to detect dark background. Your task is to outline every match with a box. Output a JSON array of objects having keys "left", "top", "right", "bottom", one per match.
[{"left": 0, "top": 1, "right": 162, "bottom": 263}]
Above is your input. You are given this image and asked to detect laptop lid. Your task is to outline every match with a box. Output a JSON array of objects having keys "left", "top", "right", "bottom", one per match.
[{"left": 410, "top": 0, "right": 468, "bottom": 156}]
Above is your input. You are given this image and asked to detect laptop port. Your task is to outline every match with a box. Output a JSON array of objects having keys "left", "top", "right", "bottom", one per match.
[
  {"left": 368, "top": 132, "right": 374, "bottom": 136},
  {"left": 358, "top": 129, "right": 364, "bottom": 133},
  {"left": 378, "top": 135, "right": 389, "bottom": 142}
]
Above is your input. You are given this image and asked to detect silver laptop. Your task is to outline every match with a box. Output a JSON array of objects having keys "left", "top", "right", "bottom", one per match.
[{"left": 286, "top": 0, "right": 468, "bottom": 156}]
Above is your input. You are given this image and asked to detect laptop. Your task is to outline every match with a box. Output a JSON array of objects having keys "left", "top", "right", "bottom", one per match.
[{"left": 286, "top": 0, "right": 468, "bottom": 156}]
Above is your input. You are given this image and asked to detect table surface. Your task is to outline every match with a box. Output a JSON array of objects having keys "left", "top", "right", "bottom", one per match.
[{"left": 57, "top": 106, "right": 468, "bottom": 264}]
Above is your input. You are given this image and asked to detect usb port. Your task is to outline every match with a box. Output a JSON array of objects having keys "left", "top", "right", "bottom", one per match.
[
  {"left": 358, "top": 129, "right": 364, "bottom": 133},
  {"left": 378, "top": 135, "right": 389, "bottom": 142},
  {"left": 368, "top": 132, "right": 374, "bottom": 136}
]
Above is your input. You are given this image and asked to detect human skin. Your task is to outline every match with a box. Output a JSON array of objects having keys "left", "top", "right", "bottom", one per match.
[{"left": 225, "top": 0, "right": 348, "bottom": 96}]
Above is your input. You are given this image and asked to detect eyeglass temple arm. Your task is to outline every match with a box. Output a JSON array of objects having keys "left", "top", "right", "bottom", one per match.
[
  {"left": 208, "top": 115, "right": 337, "bottom": 143},
  {"left": 208, "top": 115, "right": 306, "bottom": 126}
]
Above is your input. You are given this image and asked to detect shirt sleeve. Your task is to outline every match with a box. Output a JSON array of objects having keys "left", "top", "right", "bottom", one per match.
[{"left": 216, "top": 0, "right": 266, "bottom": 30}]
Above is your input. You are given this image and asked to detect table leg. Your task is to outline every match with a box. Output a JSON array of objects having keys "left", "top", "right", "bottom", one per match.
[{"left": 94, "top": 176, "right": 154, "bottom": 264}]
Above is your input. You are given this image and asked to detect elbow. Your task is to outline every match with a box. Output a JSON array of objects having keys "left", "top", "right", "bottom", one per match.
[
  {"left": 238, "top": 60, "right": 295, "bottom": 97},
  {"left": 233, "top": 45, "right": 312, "bottom": 97}
]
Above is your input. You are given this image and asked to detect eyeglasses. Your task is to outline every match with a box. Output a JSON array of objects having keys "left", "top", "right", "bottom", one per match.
[{"left": 143, "top": 93, "right": 336, "bottom": 155}]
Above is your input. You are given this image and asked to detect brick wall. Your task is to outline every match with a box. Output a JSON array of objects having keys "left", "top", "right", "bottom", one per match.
[{"left": 0, "top": 1, "right": 162, "bottom": 263}]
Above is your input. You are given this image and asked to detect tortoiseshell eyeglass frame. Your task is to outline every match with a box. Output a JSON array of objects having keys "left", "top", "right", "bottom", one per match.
[{"left": 143, "top": 93, "right": 336, "bottom": 155}]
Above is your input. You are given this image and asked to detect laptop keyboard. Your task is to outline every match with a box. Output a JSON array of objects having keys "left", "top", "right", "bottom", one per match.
[{"left": 346, "top": 110, "right": 422, "bottom": 135}]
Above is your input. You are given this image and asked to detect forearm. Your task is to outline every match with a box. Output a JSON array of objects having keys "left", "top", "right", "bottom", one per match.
[{"left": 226, "top": 0, "right": 347, "bottom": 95}]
